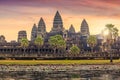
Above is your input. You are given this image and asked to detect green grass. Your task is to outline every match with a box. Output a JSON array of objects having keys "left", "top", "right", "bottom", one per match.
[{"left": 0, "top": 60, "right": 120, "bottom": 65}]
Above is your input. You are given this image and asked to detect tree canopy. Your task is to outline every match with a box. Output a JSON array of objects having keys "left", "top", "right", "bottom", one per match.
[
  {"left": 70, "top": 45, "right": 80, "bottom": 54},
  {"left": 20, "top": 38, "right": 29, "bottom": 48},
  {"left": 105, "top": 24, "right": 119, "bottom": 63},
  {"left": 49, "top": 35, "right": 66, "bottom": 49},
  {"left": 87, "top": 35, "right": 97, "bottom": 52},
  {"left": 105, "top": 24, "right": 119, "bottom": 44},
  {"left": 34, "top": 36, "right": 44, "bottom": 47}
]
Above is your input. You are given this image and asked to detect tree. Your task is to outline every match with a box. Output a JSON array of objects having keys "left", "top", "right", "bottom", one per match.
[
  {"left": 58, "top": 40, "right": 66, "bottom": 49},
  {"left": 70, "top": 45, "right": 80, "bottom": 54},
  {"left": 105, "top": 24, "right": 119, "bottom": 43},
  {"left": 105, "top": 24, "right": 114, "bottom": 40},
  {"left": 49, "top": 35, "right": 66, "bottom": 53},
  {"left": 113, "top": 27, "right": 119, "bottom": 41},
  {"left": 106, "top": 24, "right": 114, "bottom": 31},
  {"left": 105, "top": 24, "right": 119, "bottom": 63},
  {"left": 34, "top": 36, "right": 44, "bottom": 53},
  {"left": 20, "top": 38, "right": 29, "bottom": 53},
  {"left": 87, "top": 35, "right": 97, "bottom": 52}
]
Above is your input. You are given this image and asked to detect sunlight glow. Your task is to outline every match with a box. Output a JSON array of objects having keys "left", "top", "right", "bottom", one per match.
[{"left": 103, "top": 29, "right": 109, "bottom": 36}]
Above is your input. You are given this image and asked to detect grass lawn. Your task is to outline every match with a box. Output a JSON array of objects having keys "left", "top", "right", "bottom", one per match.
[{"left": 0, "top": 60, "right": 120, "bottom": 65}]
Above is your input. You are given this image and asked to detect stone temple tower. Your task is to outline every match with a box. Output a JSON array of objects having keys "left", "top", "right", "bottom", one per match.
[
  {"left": 51, "top": 11, "right": 64, "bottom": 33},
  {"left": 18, "top": 30, "right": 27, "bottom": 43},
  {"left": 31, "top": 24, "right": 37, "bottom": 42},
  {"left": 80, "top": 19, "right": 90, "bottom": 50},
  {"left": 80, "top": 19, "right": 90, "bottom": 37},
  {"left": 37, "top": 17, "right": 46, "bottom": 38},
  {"left": 69, "top": 24, "right": 75, "bottom": 33}
]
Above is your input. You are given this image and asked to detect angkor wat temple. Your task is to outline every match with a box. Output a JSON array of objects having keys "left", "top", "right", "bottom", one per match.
[
  {"left": 0, "top": 11, "right": 120, "bottom": 59},
  {"left": 18, "top": 11, "right": 90, "bottom": 50}
]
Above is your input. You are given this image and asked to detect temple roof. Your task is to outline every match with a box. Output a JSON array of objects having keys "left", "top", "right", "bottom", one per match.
[
  {"left": 81, "top": 19, "right": 88, "bottom": 27},
  {"left": 38, "top": 17, "right": 46, "bottom": 28},
  {"left": 53, "top": 11, "right": 63, "bottom": 24},
  {"left": 32, "top": 24, "right": 37, "bottom": 31},
  {"left": 69, "top": 24, "right": 75, "bottom": 33}
]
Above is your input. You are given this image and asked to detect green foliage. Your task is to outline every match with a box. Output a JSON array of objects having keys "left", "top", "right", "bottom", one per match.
[
  {"left": 105, "top": 24, "right": 119, "bottom": 43},
  {"left": 113, "top": 27, "right": 119, "bottom": 40},
  {"left": 105, "top": 24, "right": 119, "bottom": 39},
  {"left": 49, "top": 35, "right": 66, "bottom": 49},
  {"left": 20, "top": 38, "right": 29, "bottom": 48},
  {"left": 105, "top": 24, "right": 114, "bottom": 32},
  {"left": 70, "top": 45, "right": 80, "bottom": 54},
  {"left": 87, "top": 35, "right": 97, "bottom": 48},
  {"left": 34, "top": 36, "right": 44, "bottom": 47},
  {"left": 71, "top": 74, "right": 80, "bottom": 78},
  {"left": 58, "top": 40, "right": 66, "bottom": 49}
]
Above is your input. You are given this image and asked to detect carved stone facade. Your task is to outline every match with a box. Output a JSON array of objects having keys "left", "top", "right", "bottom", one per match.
[
  {"left": 30, "top": 11, "right": 90, "bottom": 50},
  {"left": 31, "top": 24, "right": 37, "bottom": 42},
  {"left": 30, "top": 18, "right": 46, "bottom": 42},
  {"left": 69, "top": 24, "right": 75, "bottom": 33},
  {"left": 51, "top": 11, "right": 64, "bottom": 33},
  {"left": 38, "top": 17, "right": 46, "bottom": 37},
  {"left": 18, "top": 30, "right": 27, "bottom": 42},
  {"left": 80, "top": 19, "right": 90, "bottom": 38}
]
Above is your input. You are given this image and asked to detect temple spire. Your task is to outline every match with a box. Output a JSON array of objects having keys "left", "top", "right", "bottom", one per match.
[
  {"left": 69, "top": 24, "right": 75, "bottom": 33},
  {"left": 81, "top": 19, "right": 88, "bottom": 26},
  {"left": 38, "top": 17, "right": 46, "bottom": 32},
  {"left": 31, "top": 23, "right": 37, "bottom": 42},
  {"left": 80, "top": 19, "right": 90, "bottom": 37},
  {"left": 51, "top": 11, "right": 63, "bottom": 32},
  {"left": 38, "top": 17, "right": 46, "bottom": 38}
]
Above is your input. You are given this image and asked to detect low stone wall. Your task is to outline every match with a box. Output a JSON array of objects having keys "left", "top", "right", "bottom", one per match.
[{"left": 0, "top": 64, "right": 120, "bottom": 72}]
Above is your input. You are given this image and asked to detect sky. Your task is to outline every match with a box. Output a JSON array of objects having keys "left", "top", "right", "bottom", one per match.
[{"left": 0, "top": 0, "right": 120, "bottom": 42}]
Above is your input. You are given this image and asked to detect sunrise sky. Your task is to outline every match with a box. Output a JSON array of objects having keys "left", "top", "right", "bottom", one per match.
[{"left": 0, "top": 0, "right": 120, "bottom": 41}]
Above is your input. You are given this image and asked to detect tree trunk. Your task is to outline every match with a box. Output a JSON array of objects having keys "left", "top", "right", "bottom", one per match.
[
  {"left": 38, "top": 47, "right": 40, "bottom": 54},
  {"left": 108, "top": 44, "right": 113, "bottom": 63},
  {"left": 91, "top": 47, "right": 94, "bottom": 53},
  {"left": 23, "top": 48, "right": 26, "bottom": 56},
  {"left": 54, "top": 48, "right": 56, "bottom": 54}
]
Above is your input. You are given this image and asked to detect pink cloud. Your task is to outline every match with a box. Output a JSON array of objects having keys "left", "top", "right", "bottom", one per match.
[
  {"left": 0, "top": 0, "right": 120, "bottom": 41},
  {"left": 0, "top": 0, "right": 120, "bottom": 19}
]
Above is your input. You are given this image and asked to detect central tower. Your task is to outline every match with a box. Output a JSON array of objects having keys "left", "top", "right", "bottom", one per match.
[
  {"left": 80, "top": 19, "right": 90, "bottom": 37},
  {"left": 51, "top": 11, "right": 64, "bottom": 33},
  {"left": 37, "top": 17, "right": 46, "bottom": 38}
]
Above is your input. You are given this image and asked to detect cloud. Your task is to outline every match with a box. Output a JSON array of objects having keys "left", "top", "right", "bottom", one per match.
[
  {"left": 0, "top": 0, "right": 120, "bottom": 41},
  {"left": 0, "top": 0, "right": 120, "bottom": 18}
]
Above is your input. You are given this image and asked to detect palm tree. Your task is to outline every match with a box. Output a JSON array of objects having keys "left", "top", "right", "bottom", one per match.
[
  {"left": 87, "top": 35, "right": 97, "bottom": 52},
  {"left": 105, "top": 24, "right": 114, "bottom": 40},
  {"left": 58, "top": 40, "right": 66, "bottom": 53},
  {"left": 113, "top": 27, "right": 119, "bottom": 41},
  {"left": 70, "top": 45, "right": 80, "bottom": 54},
  {"left": 106, "top": 24, "right": 119, "bottom": 62},
  {"left": 49, "top": 36, "right": 57, "bottom": 53},
  {"left": 105, "top": 24, "right": 114, "bottom": 63},
  {"left": 105, "top": 24, "right": 119, "bottom": 63},
  {"left": 105, "top": 24, "right": 119, "bottom": 43},
  {"left": 20, "top": 38, "right": 29, "bottom": 53},
  {"left": 49, "top": 35, "right": 66, "bottom": 54},
  {"left": 106, "top": 24, "right": 114, "bottom": 31},
  {"left": 34, "top": 36, "right": 44, "bottom": 53}
]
